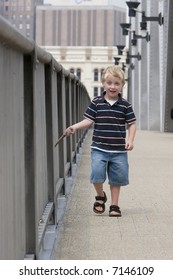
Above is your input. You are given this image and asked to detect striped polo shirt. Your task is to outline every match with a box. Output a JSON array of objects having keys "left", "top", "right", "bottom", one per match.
[{"left": 84, "top": 94, "right": 136, "bottom": 152}]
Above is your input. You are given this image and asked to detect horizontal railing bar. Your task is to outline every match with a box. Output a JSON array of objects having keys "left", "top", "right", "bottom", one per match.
[{"left": 0, "top": 15, "right": 34, "bottom": 53}]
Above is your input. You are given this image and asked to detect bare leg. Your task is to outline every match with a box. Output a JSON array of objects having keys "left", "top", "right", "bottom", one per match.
[
  {"left": 110, "top": 186, "right": 121, "bottom": 215},
  {"left": 110, "top": 185, "right": 120, "bottom": 205}
]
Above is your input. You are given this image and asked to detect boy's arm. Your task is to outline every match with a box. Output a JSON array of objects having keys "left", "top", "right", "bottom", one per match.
[
  {"left": 64, "top": 118, "right": 93, "bottom": 136},
  {"left": 125, "top": 122, "right": 136, "bottom": 151}
]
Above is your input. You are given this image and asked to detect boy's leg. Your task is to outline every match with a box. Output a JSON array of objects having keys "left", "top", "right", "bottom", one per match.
[
  {"left": 109, "top": 185, "right": 121, "bottom": 216},
  {"left": 90, "top": 149, "right": 107, "bottom": 213},
  {"left": 110, "top": 185, "right": 120, "bottom": 205}
]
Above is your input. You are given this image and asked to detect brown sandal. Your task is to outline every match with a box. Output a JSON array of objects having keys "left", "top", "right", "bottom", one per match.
[
  {"left": 109, "top": 205, "right": 121, "bottom": 217},
  {"left": 93, "top": 192, "right": 107, "bottom": 214}
]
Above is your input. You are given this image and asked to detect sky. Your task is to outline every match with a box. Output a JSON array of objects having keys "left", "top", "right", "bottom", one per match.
[{"left": 44, "top": 0, "right": 127, "bottom": 9}]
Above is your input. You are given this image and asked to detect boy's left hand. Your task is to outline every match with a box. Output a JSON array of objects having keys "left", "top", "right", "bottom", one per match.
[{"left": 125, "top": 141, "right": 134, "bottom": 151}]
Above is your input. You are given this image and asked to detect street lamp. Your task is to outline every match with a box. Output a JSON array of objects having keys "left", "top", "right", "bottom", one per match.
[
  {"left": 120, "top": 23, "right": 131, "bottom": 35},
  {"left": 126, "top": 1, "right": 164, "bottom": 29},
  {"left": 126, "top": 1, "right": 141, "bottom": 17},
  {"left": 114, "top": 57, "right": 121, "bottom": 65},
  {"left": 116, "top": 45, "right": 125, "bottom": 55}
]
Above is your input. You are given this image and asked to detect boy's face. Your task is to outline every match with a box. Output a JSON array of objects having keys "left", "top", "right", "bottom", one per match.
[{"left": 103, "top": 74, "right": 124, "bottom": 100}]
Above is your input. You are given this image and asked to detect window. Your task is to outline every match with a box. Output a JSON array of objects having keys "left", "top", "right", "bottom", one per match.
[
  {"left": 93, "top": 87, "right": 98, "bottom": 97},
  {"left": 70, "top": 68, "right": 75, "bottom": 74},
  {"left": 100, "top": 68, "right": 104, "bottom": 81},
  {"left": 94, "top": 68, "right": 99, "bottom": 81},
  {"left": 76, "top": 68, "right": 81, "bottom": 80}
]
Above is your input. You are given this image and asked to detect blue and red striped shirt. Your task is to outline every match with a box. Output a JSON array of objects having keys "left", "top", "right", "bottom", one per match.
[{"left": 84, "top": 94, "right": 136, "bottom": 152}]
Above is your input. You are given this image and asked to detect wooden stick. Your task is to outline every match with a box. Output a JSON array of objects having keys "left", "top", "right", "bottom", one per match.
[{"left": 54, "top": 134, "right": 66, "bottom": 147}]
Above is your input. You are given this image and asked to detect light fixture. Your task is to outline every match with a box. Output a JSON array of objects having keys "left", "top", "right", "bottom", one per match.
[
  {"left": 141, "top": 11, "right": 164, "bottom": 26},
  {"left": 122, "top": 62, "right": 126, "bottom": 71},
  {"left": 140, "top": 21, "right": 147, "bottom": 30},
  {"left": 131, "top": 31, "right": 150, "bottom": 46},
  {"left": 127, "top": 51, "right": 141, "bottom": 61},
  {"left": 130, "top": 63, "right": 135, "bottom": 70},
  {"left": 125, "top": 58, "right": 135, "bottom": 70},
  {"left": 126, "top": 1, "right": 164, "bottom": 28},
  {"left": 126, "top": 1, "right": 141, "bottom": 17},
  {"left": 120, "top": 23, "right": 131, "bottom": 35},
  {"left": 114, "top": 57, "right": 121, "bottom": 65},
  {"left": 116, "top": 45, "right": 125, "bottom": 55}
]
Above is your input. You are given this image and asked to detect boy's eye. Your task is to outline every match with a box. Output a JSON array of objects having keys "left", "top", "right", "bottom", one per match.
[{"left": 107, "top": 81, "right": 120, "bottom": 86}]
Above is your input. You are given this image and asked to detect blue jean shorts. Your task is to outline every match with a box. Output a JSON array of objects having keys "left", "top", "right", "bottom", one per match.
[{"left": 90, "top": 149, "right": 129, "bottom": 186}]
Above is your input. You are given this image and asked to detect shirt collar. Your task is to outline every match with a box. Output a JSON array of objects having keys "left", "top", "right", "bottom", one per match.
[{"left": 101, "top": 92, "right": 122, "bottom": 104}]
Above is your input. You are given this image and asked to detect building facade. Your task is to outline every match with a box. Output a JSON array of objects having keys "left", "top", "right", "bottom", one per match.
[
  {"left": 0, "top": 0, "right": 43, "bottom": 39},
  {"left": 36, "top": 1, "right": 126, "bottom": 99},
  {"left": 45, "top": 46, "right": 128, "bottom": 99},
  {"left": 36, "top": 5, "right": 126, "bottom": 47}
]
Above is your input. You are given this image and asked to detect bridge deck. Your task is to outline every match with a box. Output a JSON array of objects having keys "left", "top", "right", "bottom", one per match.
[{"left": 53, "top": 129, "right": 173, "bottom": 260}]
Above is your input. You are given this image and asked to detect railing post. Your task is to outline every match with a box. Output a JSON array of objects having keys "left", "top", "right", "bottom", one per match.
[
  {"left": 57, "top": 70, "right": 67, "bottom": 194},
  {"left": 65, "top": 74, "right": 73, "bottom": 176},
  {"left": 24, "top": 52, "right": 37, "bottom": 258}
]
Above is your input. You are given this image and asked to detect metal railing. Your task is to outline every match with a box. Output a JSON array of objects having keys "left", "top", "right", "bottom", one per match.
[{"left": 0, "top": 16, "right": 91, "bottom": 259}]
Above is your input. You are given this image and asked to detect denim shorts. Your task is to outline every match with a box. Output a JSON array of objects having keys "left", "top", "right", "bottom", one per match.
[{"left": 90, "top": 149, "right": 129, "bottom": 186}]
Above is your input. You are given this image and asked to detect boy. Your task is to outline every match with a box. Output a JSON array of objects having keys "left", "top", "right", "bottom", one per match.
[{"left": 65, "top": 65, "right": 136, "bottom": 217}]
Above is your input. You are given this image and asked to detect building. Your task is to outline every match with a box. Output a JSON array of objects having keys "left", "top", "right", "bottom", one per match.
[
  {"left": 36, "top": 2, "right": 126, "bottom": 47},
  {"left": 0, "top": 0, "right": 43, "bottom": 39},
  {"left": 36, "top": 0, "right": 126, "bottom": 99},
  {"left": 45, "top": 46, "right": 128, "bottom": 99}
]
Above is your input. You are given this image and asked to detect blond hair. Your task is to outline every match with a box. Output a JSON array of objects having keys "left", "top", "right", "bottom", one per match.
[{"left": 101, "top": 65, "right": 125, "bottom": 84}]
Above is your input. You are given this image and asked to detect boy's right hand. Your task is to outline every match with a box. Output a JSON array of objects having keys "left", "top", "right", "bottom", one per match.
[{"left": 64, "top": 126, "right": 76, "bottom": 136}]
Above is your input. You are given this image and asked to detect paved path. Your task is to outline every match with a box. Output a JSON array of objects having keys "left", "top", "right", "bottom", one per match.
[{"left": 53, "top": 129, "right": 173, "bottom": 260}]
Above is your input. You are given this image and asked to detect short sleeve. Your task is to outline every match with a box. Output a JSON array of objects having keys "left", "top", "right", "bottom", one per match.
[
  {"left": 125, "top": 104, "right": 136, "bottom": 124},
  {"left": 83, "top": 99, "right": 97, "bottom": 122}
]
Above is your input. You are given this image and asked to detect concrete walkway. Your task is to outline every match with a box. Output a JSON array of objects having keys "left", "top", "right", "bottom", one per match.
[{"left": 53, "top": 129, "right": 173, "bottom": 260}]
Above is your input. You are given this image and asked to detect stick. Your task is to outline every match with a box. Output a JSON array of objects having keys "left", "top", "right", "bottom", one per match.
[{"left": 54, "top": 134, "right": 66, "bottom": 147}]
